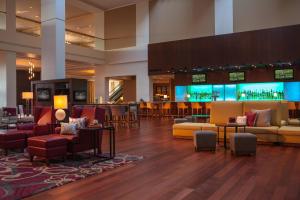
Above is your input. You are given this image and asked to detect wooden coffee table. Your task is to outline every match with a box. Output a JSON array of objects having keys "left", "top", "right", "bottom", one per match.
[{"left": 216, "top": 123, "right": 246, "bottom": 149}]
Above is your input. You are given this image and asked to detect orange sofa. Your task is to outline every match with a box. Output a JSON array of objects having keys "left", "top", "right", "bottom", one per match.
[{"left": 173, "top": 101, "right": 300, "bottom": 144}]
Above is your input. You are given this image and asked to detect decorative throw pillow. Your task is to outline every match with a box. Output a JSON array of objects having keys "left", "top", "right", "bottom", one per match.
[
  {"left": 245, "top": 112, "right": 257, "bottom": 127},
  {"left": 69, "top": 117, "right": 86, "bottom": 128},
  {"left": 252, "top": 109, "right": 272, "bottom": 127},
  {"left": 60, "top": 123, "right": 78, "bottom": 135},
  {"left": 236, "top": 116, "right": 247, "bottom": 125}
]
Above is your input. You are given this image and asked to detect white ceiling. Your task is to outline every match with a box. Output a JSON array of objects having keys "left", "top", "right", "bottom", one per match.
[{"left": 80, "top": 0, "right": 143, "bottom": 10}]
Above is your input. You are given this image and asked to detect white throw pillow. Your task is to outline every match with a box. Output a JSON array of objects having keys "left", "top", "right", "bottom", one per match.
[
  {"left": 69, "top": 117, "right": 86, "bottom": 128},
  {"left": 236, "top": 116, "right": 247, "bottom": 125},
  {"left": 60, "top": 123, "right": 78, "bottom": 135}
]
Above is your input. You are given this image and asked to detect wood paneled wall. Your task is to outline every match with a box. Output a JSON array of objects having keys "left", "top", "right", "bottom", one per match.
[
  {"left": 149, "top": 24, "right": 300, "bottom": 75},
  {"left": 175, "top": 66, "right": 300, "bottom": 85}
]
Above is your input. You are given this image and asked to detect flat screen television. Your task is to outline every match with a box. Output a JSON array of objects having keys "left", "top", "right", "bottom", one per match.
[
  {"left": 275, "top": 69, "right": 294, "bottom": 80},
  {"left": 37, "top": 88, "right": 51, "bottom": 101},
  {"left": 192, "top": 74, "right": 206, "bottom": 83},
  {"left": 229, "top": 72, "right": 245, "bottom": 82},
  {"left": 74, "top": 91, "right": 87, "bottom": 101}
]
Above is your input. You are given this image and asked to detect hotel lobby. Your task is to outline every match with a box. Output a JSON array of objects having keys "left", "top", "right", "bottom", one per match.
[{"left": 0, "top": 0, "right": 300, "bottom": 199}]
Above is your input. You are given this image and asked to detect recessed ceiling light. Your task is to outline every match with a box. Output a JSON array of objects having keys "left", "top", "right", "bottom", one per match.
[
  {"left": 35, "top": 15, "right": 39, "bottom": 18},
  {"left": 29, "top": 6, "right": 33, "bottom": 9}
]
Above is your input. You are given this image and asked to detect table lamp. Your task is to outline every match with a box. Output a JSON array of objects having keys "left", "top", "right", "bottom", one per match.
[
  {"left": 54, "top": 95, "right": 68, "bottom": 122},
  {"left": 22, "top": 92, "right": 33, "bottom": 116}
]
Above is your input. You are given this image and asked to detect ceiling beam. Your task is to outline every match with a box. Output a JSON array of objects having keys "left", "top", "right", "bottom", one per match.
[{"left": 67, "top": 0, "right": 104, "bottom": 13}]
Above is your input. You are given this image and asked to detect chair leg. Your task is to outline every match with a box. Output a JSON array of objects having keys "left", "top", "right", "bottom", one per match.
[{"left": 30, "top": 155, "right": 34, "bottom": 162}]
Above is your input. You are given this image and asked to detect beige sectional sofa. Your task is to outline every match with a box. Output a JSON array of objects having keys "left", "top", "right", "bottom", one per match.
[{"left": 173, "top": 101, "right": 300, "bottom": 144}]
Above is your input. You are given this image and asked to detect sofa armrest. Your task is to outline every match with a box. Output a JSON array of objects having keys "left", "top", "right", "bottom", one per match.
[
  {"left": 288, "top": 118, "right": 300, "bottom": 126},
  {"left": 55, "top": 127, "right": 61, "bottom": 134},
  {"left": 17, "top": 123, "right": 35, "bottom": 130}
]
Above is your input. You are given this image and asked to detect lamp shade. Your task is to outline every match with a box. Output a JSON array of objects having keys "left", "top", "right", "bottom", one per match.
[
  {"left": 54, "top": 95, "right": 68, "bottom": 109},
  {"left": 22, "top": 92, "right": 33, "bottom": 100}
]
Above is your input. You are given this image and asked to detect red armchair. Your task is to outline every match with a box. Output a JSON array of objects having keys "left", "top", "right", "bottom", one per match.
[
  {"left": 17, "top": 106, "right": 54, "bottom": 137},
  {"left": 57, "top": 106, "right": 105, "bottom": 156}
]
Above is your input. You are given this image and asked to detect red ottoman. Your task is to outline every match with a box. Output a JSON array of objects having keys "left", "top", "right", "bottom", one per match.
[
  {"left": 28, "top": 134, "right": 68, "bottom": 165},
  {"left": 0, "top": 130, "right": 26, "bottom": 155}
]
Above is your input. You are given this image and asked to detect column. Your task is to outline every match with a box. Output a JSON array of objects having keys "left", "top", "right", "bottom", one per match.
[
  {"left": 0, "top": 51, "right": 16, "bottom": 107},
  {"left": 136, "top": 0, "right": 149, "bottom": 46},
  {"left": 41, "top": 0, "right": 65, "bottom": 80},
  {"left": 6, "top": 0, "right": 15, "bottom": 33},
  {"left": 94, "top": 12, "right": 105, "bottom": 50},
  {"left": 215, "top": 0, "right": 233, "bottom": 35}
]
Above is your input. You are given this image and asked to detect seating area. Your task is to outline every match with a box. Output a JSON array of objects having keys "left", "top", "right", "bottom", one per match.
[
  {"left": 1, "top": 0, "right": 300, "bottom": 199},
  {"left": 0, "top": 106, "right": 108, "bottom": 164},
  {"left": 173, "top": 101, "right": 300, "bottom": 144}
]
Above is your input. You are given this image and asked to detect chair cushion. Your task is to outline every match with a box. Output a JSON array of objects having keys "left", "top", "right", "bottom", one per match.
[
  {"left": 245, "top": 112, "right": 257, "bottom": 127},
  {"left": 37, "top": 108, "right": 52, "bottom": 125},
  {"left": 245, "top": 126, "right": 279, "bottom": 135},
  {"left": 60, "top": 123, "right": 78, "bottom": 135},
  {"left": 278, "top": 126, "right": 300, "bottom": 136},
  {"left": 210, "top": 102, "right": 243, "bottom": 124},
  {"left": 81, "top": 107, "right": 96, "bottom": 125},
  {"left": 252, "top": 109, "right": 272, "bottom": 127},
  {"left": 28, "top": 134, "right": 68, "bottom": 148},
  {"left": 69, "top": 117, "right": 86, "bottom": 128},
  {"left": 0, "top": 130, "right": 26, "bottom": 141},
  {"left": 71, "top": 106, "right": 83, "bottom": 118},
  {"left": 243, "top": 101, "right": 282, "bottom": 126},
  {"left": 173, "top": 123, "right": 214, "bottom": 130}
]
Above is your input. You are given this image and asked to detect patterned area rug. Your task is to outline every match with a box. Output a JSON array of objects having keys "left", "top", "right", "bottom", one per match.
[{"left": 0, "top": 153, "right": 143, "bottom": 200}]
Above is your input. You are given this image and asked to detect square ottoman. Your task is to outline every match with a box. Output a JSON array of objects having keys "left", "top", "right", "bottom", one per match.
[
  {"left": 230, "top": 133, "right": 257, "bottom": 155},
  {"left": 28, "top": 134, "right": 68, "bottom": 165},
  {"left": 0, "top": 130, "right": 27, "bottom": 155},
  {"left": 193, "top": 131, "right": 217, "bottom": 151}
]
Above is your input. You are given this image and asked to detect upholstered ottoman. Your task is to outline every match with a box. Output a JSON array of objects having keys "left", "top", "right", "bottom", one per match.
[
  {"left": 193, "top": 131, "right": 217, "bottom": 151},
  {"left": 28, "top": 135, "right": 68, "bottom": 165},
  {"left": 230, "top": 133, "right": 257, "bottom": 155},
  {"left": 0, "top": 130, "right": 27, "bottom": 155}
]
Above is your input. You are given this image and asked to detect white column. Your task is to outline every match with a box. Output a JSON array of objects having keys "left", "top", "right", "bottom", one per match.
[
  {"left": 0, "top": 51, "right": 16, "bottom": 107},
  {"left": 6, "top": 0, "right": 15, "bottom": 33},
  {"left": 41, "top": 0, "right": 65, "bottom": 80},
  {"left": 94, "top": 12, "right": 105, "bottom": 50},
  {"left": 215, "top": 0, "right": 233, "bottom": 35},
  {"left": 136, "top": 0, "right": 149, "bottom": 46}
]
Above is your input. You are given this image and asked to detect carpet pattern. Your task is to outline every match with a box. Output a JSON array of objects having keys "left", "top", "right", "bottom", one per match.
[{"left": 0, "top": 153, "right": 143, "bottom": 200}]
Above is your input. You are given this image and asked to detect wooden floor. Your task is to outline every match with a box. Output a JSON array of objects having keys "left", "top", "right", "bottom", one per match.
[{"left": 27, "top": 119, "right": 300, "bottom": 200}]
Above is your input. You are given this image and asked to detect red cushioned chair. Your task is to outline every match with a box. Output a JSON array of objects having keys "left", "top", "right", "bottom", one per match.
[
  {"left": 56, "top": 106, "right": 105, "bottom": 156},
  {"left": 17, "top": 106, "right": 54, "bottom": 137}
]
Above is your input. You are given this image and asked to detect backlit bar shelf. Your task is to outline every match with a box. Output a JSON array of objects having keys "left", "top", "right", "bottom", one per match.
[{"left": 175, "top": 82, "right": 299, "bottom": 102}]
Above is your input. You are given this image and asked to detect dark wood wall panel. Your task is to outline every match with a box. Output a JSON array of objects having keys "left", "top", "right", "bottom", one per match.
[
  {"left": 149, "top": 24, "right": 300, "bottom": 74},
  {"left": 175, "top": 66, "right": 300, "bottom": 85}
]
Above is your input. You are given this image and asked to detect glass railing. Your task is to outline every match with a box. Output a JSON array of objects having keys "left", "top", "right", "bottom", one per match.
[{"left": 16, "top": 16, "right": 135, "bottom": 50}]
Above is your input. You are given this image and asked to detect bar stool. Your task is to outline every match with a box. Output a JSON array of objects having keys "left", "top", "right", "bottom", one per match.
[
  {"left": 191, "top": 102, "right": 202, "bottom": 115},
  {"left": 146, "top": 102, "right": 154, "bottom": 118},
  {"left": 162, "top": 102, "right": 171, "bottom": 117},
  {"left": 205, "top": 102, "right": 212, "bottom": 115},
  {"left": 288, "top": 102, "right": 296, "bottom": 118},
  {"left": 139, "top": 102, "right": 147, "bottom": 117},
  {"left": 177, "top": 102, "right": 188, "bottom": 117},
  {"left": 110, "top": 106, "right": 128, "bottom": 127}
]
